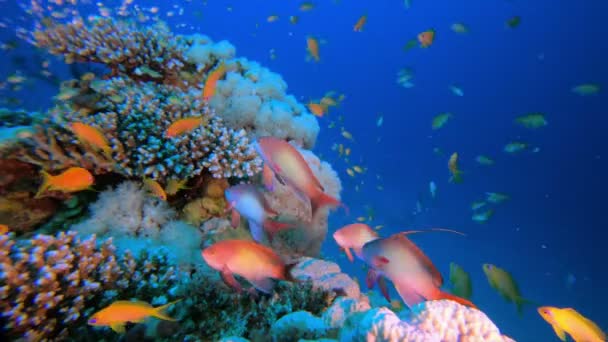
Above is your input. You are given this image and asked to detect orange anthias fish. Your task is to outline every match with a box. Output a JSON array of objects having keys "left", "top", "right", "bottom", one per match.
[
  {"left": 333, "top": 223, "right": 378, "bottom": 262},
  {"left": 306, "top": 36, "right": 320, "bottom": 62},
  {"left": 353, "top": 14, "right": 367, "bottom": 32},
  {"left": 538, "top": 306, "right": 605, "bottom": 342},
  {"left": 360, "top": 232, "right": 476, "bottom": 309},
  {"left": 418, "top": 29, "right": 435, "bottom": 48},
  {"left": 448, "top": 152, "right": 463, "bottom": 183},
  {"left": 88, "top": 299, "right": 181, "bottom": 333},
  {"left": 224, "top": 184, "right": 290, "bottom": 243},
  {"left": 143, "top": 178, "right": 167, "bottom": 200},
  {"left": 201, "top": 239, "right": 296, "bottom": 293},
  {"left": 254, "top": 137, "right": 347, "bottom": 218},
  {"left": 35, "top": 167, "right": 94, "bottom": 198},
  {"left": 70, "top": 122, "right": 112, "bottom": 159},
  {"left": 308, "top": 102, "right": 326, "bottom": 117},
  {"left": 165, "top": 117, "right": 204, "bottom": 138},
  {"left": 202, "top": 62, "right": 227, "bottom": 101}
]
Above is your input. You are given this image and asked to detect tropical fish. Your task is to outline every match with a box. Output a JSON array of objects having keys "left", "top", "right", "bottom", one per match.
[
  {"left": 572, "top": 84, "right": 600, "bottom": 96},
  {"left": 0, "top": 224, "right": 8, "bottom": 234},
  {"left": 538, "top": 307, "right": 605, "bottom": 342},
  {"left": 88, "top": 299, "right": 180, "bottom": 333},
  {"left": 35, "top": 167, "right": 94, "bottom": 198},
  {"left": 333, "top": 223, "right": 379, "bottom": 262},
  {"left": 70, "top": 122, "right": 112, "bottom": 159},
  {"left": 448, "top": 152, "right": 463, "bottom": 183},
  {"left": 361, "top": 232, "right": 476, "bottom": 308},
  {"left": 483, "top": 264, "right": 533, "bottom": 314},
  {"left": 267, "top": 15, "right": 279, "bottom": 23},
  {"left": 346, "top": 168, "right": 355, "bottom": 177},
  {"left": 165, "top": 117, "right": 205, "bottom": 138},
  {"left": 299, "top": 2, "right": 314, "bottom": 11},
  {"left": 486, "top": 192, "right": 509, "bottom": 204},
  {"left": 289, "top": 16, "right": 299, "bottom": 24},
  {"left": 472, "top": 209, "right": 493, "bottom": 223},
  {"left": 308, "top": 102, "right": 326, "bottom": 117},
  {"left": 506, "top": 16, "right": 521, "bottom": 29},
  {"left": 224, "top": 184, "right": 290, "bottom": 242},
  {"left": 471, "top": 201, "right": 487, "bottom": 211},
  {"left": 376, "top": 114, "right": 384, "bottom": 127},
  {"left": 202, "top": 63, "right": 227, "bottom": 101},
  {"left": 432, "top": 112, "right": 452, "bottom": 130},
  {"left": 515, "top": 113, "right": 547, "bottom": 129},
  {"left": 165, "top": 178, "right": 189, "bottom": 196},
  {"left": 449, "top": 262, "right": 472, "bottom": 300},
  {"left": 341, "top": 130, "right": 353, "bottom": 140},
  {"left": 402, "top": 39, "right": 418, "bottom": 52},
  {"left": 143, "top": 179, "right": 167, "bottom": 201},
  {"left": 201, "top": 239, "right": 296, "bottom": 293},
  {"left": 449, "top": 84, "right": 464, "bottom": 97},
  {"left": 451, "top": 23, "right": 468, "bottom": 34},
  {"left": 475, "top": 155, "right": 494, "bottom": 166},
  {"left": 255, "top": 138, "right": 347, "bottom": 218},
  {"left": 396, "top": 68, "right": 414, "bottom": 88},
  {"left": 429, "top": 181, "right": 437, "bottom": 199},
  {"left": 353, "top": 165, "right": 364, "bottom": 174},
  {"left": 306, "top": 36, "right": 320, "bottom": 62},
  {"left": 504, "top": 141, "right": 528, "bottom": 153},
  {"left": 418, "top": 29, "right": 435, "bottom": 48},
  {"left": 353, "top": 14, "right": 367, "bottom": 32}
]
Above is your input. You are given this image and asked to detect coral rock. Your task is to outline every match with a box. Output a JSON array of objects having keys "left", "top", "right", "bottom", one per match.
[
  {"left": 270, "top": 311, "right": 329, "bottom": 342},
  {"left": 291, "top": 258, "right": 360, "bottom": 299}
]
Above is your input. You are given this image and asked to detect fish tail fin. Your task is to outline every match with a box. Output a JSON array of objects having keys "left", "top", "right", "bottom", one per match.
[
  {"left": 433, "top": 289, "right": 477, "bottom": 308},
  {"left": 152, "top": 299, "right": 182, "bottom": 321},
  {"left": 264, "top": 220, "right": 292, "bottom": 242},
  {"left": 35, "top": 170, "right": 52, "bottom": 198},
  {"left": 515, "top": 297, "right": 536, "bottom": 316},
  {"left": 311, "top": 192, "right": 348, "bottom": 218}
]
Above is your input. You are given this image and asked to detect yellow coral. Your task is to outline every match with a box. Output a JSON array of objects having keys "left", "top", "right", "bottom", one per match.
[{"left": 205, "top": 178, "right": 229, "bottom": 199}]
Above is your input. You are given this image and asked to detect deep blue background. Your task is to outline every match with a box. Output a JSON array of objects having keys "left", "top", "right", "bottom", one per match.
[{"left": 1, "top": 0, "right": 606, "bottom": 341}]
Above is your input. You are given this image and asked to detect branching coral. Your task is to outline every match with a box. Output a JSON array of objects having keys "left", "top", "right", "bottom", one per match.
[
  {"left": 0, "top": 231, "right": 127, "bottom": 340},
  {"left": 33, "top": 17, "right": 186, "bottom": 84},
  {"left": 0, "top": 229, "right": 184, "bottom": 341},
  {"left": 6, "top": 74, "right": 262, "bottom": 181}
]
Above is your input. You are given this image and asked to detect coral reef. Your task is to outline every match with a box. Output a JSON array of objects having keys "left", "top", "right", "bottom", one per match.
[
  {"left": 270, "top": 311, "right": 329, "bottom": 342},
  {"left": 181, "top": 177, "right": 230, "bottom": 226},
  {"left": 72, "top": 181, "right": 202, "bottom": 267},
  {"left": 6, "top": 74, "right": 261, "bottom": 181},
  {"left": 291, "top": 257, "right": 361, "bottom": 300},
  {"left": 33, "top": 17, "right": 186, "bottom": 84},
  {"left": 0, "top": 159, "right": 58, "bottom": 233},
  {"left": 339, "top": 300, "right": 516, "bottom": 342}
]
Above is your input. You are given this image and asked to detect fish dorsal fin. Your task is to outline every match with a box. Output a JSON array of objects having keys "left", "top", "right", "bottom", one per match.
[
  {"left": 112, "top": 300, "right": 152, "bottom": 308},
  {"left": 394, "top": 234, "right": 443, "bottom": 286}
]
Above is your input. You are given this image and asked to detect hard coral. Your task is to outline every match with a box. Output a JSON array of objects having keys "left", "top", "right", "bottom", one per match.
[
  {"left": 339, "top": 300, "right": 515, "bottom": 342},
  {"left": 33, "top": 17, "right": 186, "bottom": 83},
  {"left": 8, "top": 75, "right": 261, "bottom": 182},
  {"left": 0, "top": 231, "right": 132, "bottom": 340}
]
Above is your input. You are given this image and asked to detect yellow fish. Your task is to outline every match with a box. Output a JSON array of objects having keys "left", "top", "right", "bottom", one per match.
[
  {"left": 483, "top": 264, "right": 533, "bottom": 315},
  {"left": 35, "top": 167, "right": 94, "bottom": 198},
  {"left": 88, "top": 299, "right": 180, "bottom": 333},
  {"left": 538, "top": 306, "right": 605, "bottom": 342},
  {"left": 306, "top": 36, "right": 320, "bottom": 62},
  {"left": 143, "top": 179, "right": 167, "bottom": 200},
  {"left": 165, "top": 117, "right": 205, "bottom": 138},
  {"left": 165, "top": 178, "right": 189, "bottom": 196},
  {"left": 341, "top": 130, "right": 353, "bottom": 140},
  {"left": 448, "top": 152, "right": 463, "bottom": 183}
]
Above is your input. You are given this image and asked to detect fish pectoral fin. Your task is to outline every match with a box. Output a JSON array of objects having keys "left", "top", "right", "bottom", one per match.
[
  {"left": 343, "top": 247, "right": 354, "bottom": 262},
  {"left": 551, "top": 324, "right": 567, "bottom": 341},
  {"left": 393, "top": 280, "right": 425, "bottom": 308},
  {"left": 249, "top": 277, "right": 275, "bottom": 294},
  {"left": 366, "top": 268, "right": 378, "bottom": 290},
  {"left": 221, "top": 266, "right": 242, "bottom": 293},
  {"left": 378, "top": 277, "right": 391, "bottom": 303},
  {"left": 230, "top": 209, "right": 240, "bottom": 229},
  {"left": 110, "top": 323, "right": 126, "bottom": 333},
  {"left": 263, "top": 164, "right": 275, "bottom": 191}
]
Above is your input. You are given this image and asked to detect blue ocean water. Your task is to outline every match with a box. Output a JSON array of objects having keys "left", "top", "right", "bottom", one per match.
[{"left": 1, "top": 0, "right": 606, "bottom": 341}]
